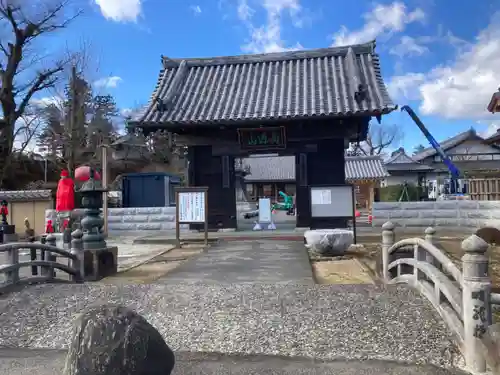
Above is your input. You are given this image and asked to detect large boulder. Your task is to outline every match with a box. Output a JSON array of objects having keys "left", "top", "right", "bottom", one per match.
[
  {"left": 304, "top": 229, "right": 354, "bottom": 256},
  {"left": 63, "top": 305, "right": 175, "bottom": 375}
]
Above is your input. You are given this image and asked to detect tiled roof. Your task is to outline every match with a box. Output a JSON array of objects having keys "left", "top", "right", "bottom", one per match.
[
  {"left": 412, "top": 129, "right": 481, "bottom": 161},
  {"left": 385, "top": 149, "right": 417, "bottom": 164},
  {"left": 0, "top": 190, "right": 52, "bottom": 201},
  {"left": 242, "top": 155, "right": 388, "bottom": 182},
  {"left": 488, "top": 88, "right": 500, "bottom": 113},
  {"left": 136, "top": 41, "right": 395, "bottom": 126},
  {"left": 384, "top": 149, "right": 433, "bottom": 171},
  {"left": 485, "top": 130, "right": 500, "bottom": 144},
  {"left": 344, "top": 156, "right": 390, "bottom": 181}
]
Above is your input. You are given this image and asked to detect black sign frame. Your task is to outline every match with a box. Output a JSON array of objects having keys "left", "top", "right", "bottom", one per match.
[{"left": 237, "top": 126, "right": 287, "bottom": 151}]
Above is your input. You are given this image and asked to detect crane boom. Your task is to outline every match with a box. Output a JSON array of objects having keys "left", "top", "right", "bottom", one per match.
[{"left": 400, "top": 105, "right": 461, "bottom": 178}]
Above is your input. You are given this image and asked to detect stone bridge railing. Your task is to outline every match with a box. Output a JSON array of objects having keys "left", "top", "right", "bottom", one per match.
[
  {"left": 381, "top": 221, "right": 500, "bottom": 373},
  {"left": 0, "top": 230, "right": 84, "bottom": 292}
]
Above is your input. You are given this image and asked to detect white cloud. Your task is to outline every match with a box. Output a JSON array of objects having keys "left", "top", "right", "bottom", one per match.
[
  {"left": 390, "top": 36, "right": 429, "bottom": 57},
  {"left": 94, "top": 76, "right": 123, "bottom": 89},
  {"left": 190, "top": 5, "right": 202, "bottom": 15},
  {"left": 388, "top": 12, "right": 500, "bottom": 120},
  {"left": 238, "top": 0, "right": 305, "bottom": 53},
  {"left": 94, "top": 0, "right": 142, "bottom": 22},
  {"left": 331, "top": 2, "right": 425, "bottom": 47},
  {"left": 478, "top": 120, "right": 500, "bottom": 138},
  {"left": 31, "top": 96, "right": 62, "bottom": 109}
]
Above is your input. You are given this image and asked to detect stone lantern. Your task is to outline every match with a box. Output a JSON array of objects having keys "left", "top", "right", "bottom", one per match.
[{"left": 79, "top": 167, "right": 107, "bottom": 250}]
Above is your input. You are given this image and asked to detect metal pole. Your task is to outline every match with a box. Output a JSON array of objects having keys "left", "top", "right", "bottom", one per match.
[
  {"left": 44, "top": 157, "right": 47, "bottom": 183},
  {"left": 102, "top": 145, "right": 108, "bottom": 237}
]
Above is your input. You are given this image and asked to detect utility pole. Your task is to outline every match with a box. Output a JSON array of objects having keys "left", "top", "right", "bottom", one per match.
[
  {"left": 68, "top": 65, "right": 78, "bottom": 176},
  {"left": 101, "top": 143, "right": 109, "bottom": 237}
]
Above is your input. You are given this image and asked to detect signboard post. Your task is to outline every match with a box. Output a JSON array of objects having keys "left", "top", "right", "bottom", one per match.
[
  {"left": 309, "top": 185, "right": 357, "bottom": 243},
  {"left": 175, "top": 186, "right": 209, "bottom": 247}
]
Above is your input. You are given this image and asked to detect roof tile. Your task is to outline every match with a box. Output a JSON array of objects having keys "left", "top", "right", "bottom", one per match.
[
  {"left": 138, "top": 41, "right": 395, "bottom": 126},
  {"left": 0, "top": 190, "right": 52, "bottom": 201},
  {"left": 242, "top": 155, "right": 388, "bottom": 182}
]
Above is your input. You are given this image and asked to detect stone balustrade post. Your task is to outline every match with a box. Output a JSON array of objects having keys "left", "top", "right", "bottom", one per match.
[
  {"left": 461, "top": 234, "right": 491, "bottom": 373},
  {"left": 381, "top": 221, "right": 395, "bottom": 282},
  {"left": 5, "top": 244, "right": 19, "bottom": 284},
  {"left": 44, "top": 233, "right": 57, "bottom": 279},
  {"left": 70, "top": 229, "right": 84, "bottom": 282},
  {"left": 420, "top": 227, "right": 438, "bottom": 279}
]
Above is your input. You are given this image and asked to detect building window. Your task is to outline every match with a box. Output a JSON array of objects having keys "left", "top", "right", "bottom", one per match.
[
  {"left": 285, "top": 184, "right": 296, "bottom": 196},
  {"left": 263, "top": 184, "right": 272, "bottom": 196},
  {"left": 354, "top": 185, "right": 360, "bottom": 193}
]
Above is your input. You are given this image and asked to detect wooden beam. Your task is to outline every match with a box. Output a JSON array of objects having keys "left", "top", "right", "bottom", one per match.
[{"left": 175, "top": 134, "right": 237, "bottom": 146}]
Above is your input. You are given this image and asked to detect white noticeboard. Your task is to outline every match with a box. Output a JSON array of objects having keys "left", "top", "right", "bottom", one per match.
[
  {"left": 311, "top": 189, "right": 332, "bottom": 205},
  {"left": 178, "top": 191, "right": 206, "bottom": 223},
  {"left": 310, "top": 185, "right": 354, "bottom": 218},
  {"left": 258, "top": 198, "right": 272, "bottom": 223}
]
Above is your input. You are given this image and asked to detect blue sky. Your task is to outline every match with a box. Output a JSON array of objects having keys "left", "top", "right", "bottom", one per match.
[{"left": 33, "top": 0, "right": 500, "bottom": 152}]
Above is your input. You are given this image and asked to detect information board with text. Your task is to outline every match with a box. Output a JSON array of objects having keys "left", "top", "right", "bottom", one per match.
[{"left": 178, "top": 191, "right": 206, "bottom": 223}]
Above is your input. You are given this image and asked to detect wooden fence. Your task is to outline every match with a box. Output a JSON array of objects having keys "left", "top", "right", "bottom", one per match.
[{"left": 468, "top": 178, "right": 500, "bottom": 200}]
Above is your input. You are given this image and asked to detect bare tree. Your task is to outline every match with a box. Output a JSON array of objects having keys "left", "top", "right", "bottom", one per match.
[
  {"left": 0, "top": 0, "right": 81, "bottom": 185},
  {"left": 348, "top": 123, "right": 403, "bottom": 157},
  {"left": 413, "top": 144, "right": 426, "bottom": 155}
]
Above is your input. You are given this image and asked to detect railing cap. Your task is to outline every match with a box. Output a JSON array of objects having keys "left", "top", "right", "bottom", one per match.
[
  {"left": 424, "top": 227, "right": 436, "bottom": 235},
  {"left": 461, "top": 234, "right": 489, "bottom": 253},
  {"left": 382, "top": 221, "right": 395, "bottom": 231}
]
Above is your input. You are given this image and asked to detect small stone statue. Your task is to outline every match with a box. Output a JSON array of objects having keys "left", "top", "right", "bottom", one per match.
[
  {"left": 24, "top": 218, "right": 35, "bottom": 242},
  {"left": 0, "top": 200, "right": 8, "bottom": 225}
]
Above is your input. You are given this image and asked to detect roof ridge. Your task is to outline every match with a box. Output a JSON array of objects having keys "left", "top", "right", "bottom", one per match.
[
  {"left": 161, "top": 41, "right": 376, "bottom": 68},
  {"left": 345, "top": 155, "right": 382, "bottom": 160}
]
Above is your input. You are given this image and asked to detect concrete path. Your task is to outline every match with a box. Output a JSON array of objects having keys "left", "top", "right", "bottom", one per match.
[
  {"left": 0, "top": 349, "right": 468, "bottom": 375},
  {"left": 160, "top": 240, "right": 314, "bottom": 285}
]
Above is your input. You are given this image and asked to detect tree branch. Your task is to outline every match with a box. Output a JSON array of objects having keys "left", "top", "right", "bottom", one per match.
[{"left": 15, "top": 64, "right": 65, "bottom": 118}]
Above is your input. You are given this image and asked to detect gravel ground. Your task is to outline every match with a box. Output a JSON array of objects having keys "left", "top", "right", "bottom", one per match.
[
  {"left": 0, "top": 282, "right": 459, "bottom": 368},
  {"left": 0, "top": 349, "right": 469, "bottom": 375}
]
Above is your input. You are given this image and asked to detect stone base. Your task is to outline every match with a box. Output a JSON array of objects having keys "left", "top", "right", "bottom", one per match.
[
  {"left": 304, "top": 229, "right": 354, "bottom": 256},
  {"left": 1, "top": 224, "right": 17, "bottom": 243},
  {"left": 83, "top": 246, "right": 118, "bottom": 281}
]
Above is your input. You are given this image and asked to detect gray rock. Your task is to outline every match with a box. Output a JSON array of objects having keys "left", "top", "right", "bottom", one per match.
[
  {"left": 304, "top": 229, "right": 354, "bottom": 255},
  {"left": 63, "top": 305, "right": 175, "bottom": 375}
]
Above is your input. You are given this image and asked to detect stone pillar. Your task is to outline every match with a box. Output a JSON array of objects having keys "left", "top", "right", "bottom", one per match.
[
  {"left": 424, "top": 227, "right": 438, "bottom": 268},
  {"left": 70, "top": 229, "right": 84, "bottom": 282},
  {"left": 44, "top": 233, "right": 57, "bottom": 279},
  {"left": 5, "top": 243, "right": 19, "bottom": 284},
  {"left": 381, "top": 221, "right": 395, "bottom": 282},
  {"left": 461, "top": 234, "right": 491, "bottom": 373}
]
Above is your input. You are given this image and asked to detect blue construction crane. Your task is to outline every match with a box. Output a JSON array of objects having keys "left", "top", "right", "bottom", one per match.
[{"left": 401, "top": 105, "right": 461, "bottom": 194}]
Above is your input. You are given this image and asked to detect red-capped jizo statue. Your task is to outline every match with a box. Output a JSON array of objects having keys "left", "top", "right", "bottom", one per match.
[{"left": 56, "top": 169, "right": 75, "bottom": 212}]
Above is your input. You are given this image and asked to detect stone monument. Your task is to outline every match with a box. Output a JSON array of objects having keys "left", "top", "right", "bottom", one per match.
[{"left": 63, "top": 305, "right": 175, "bottom": 375}]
